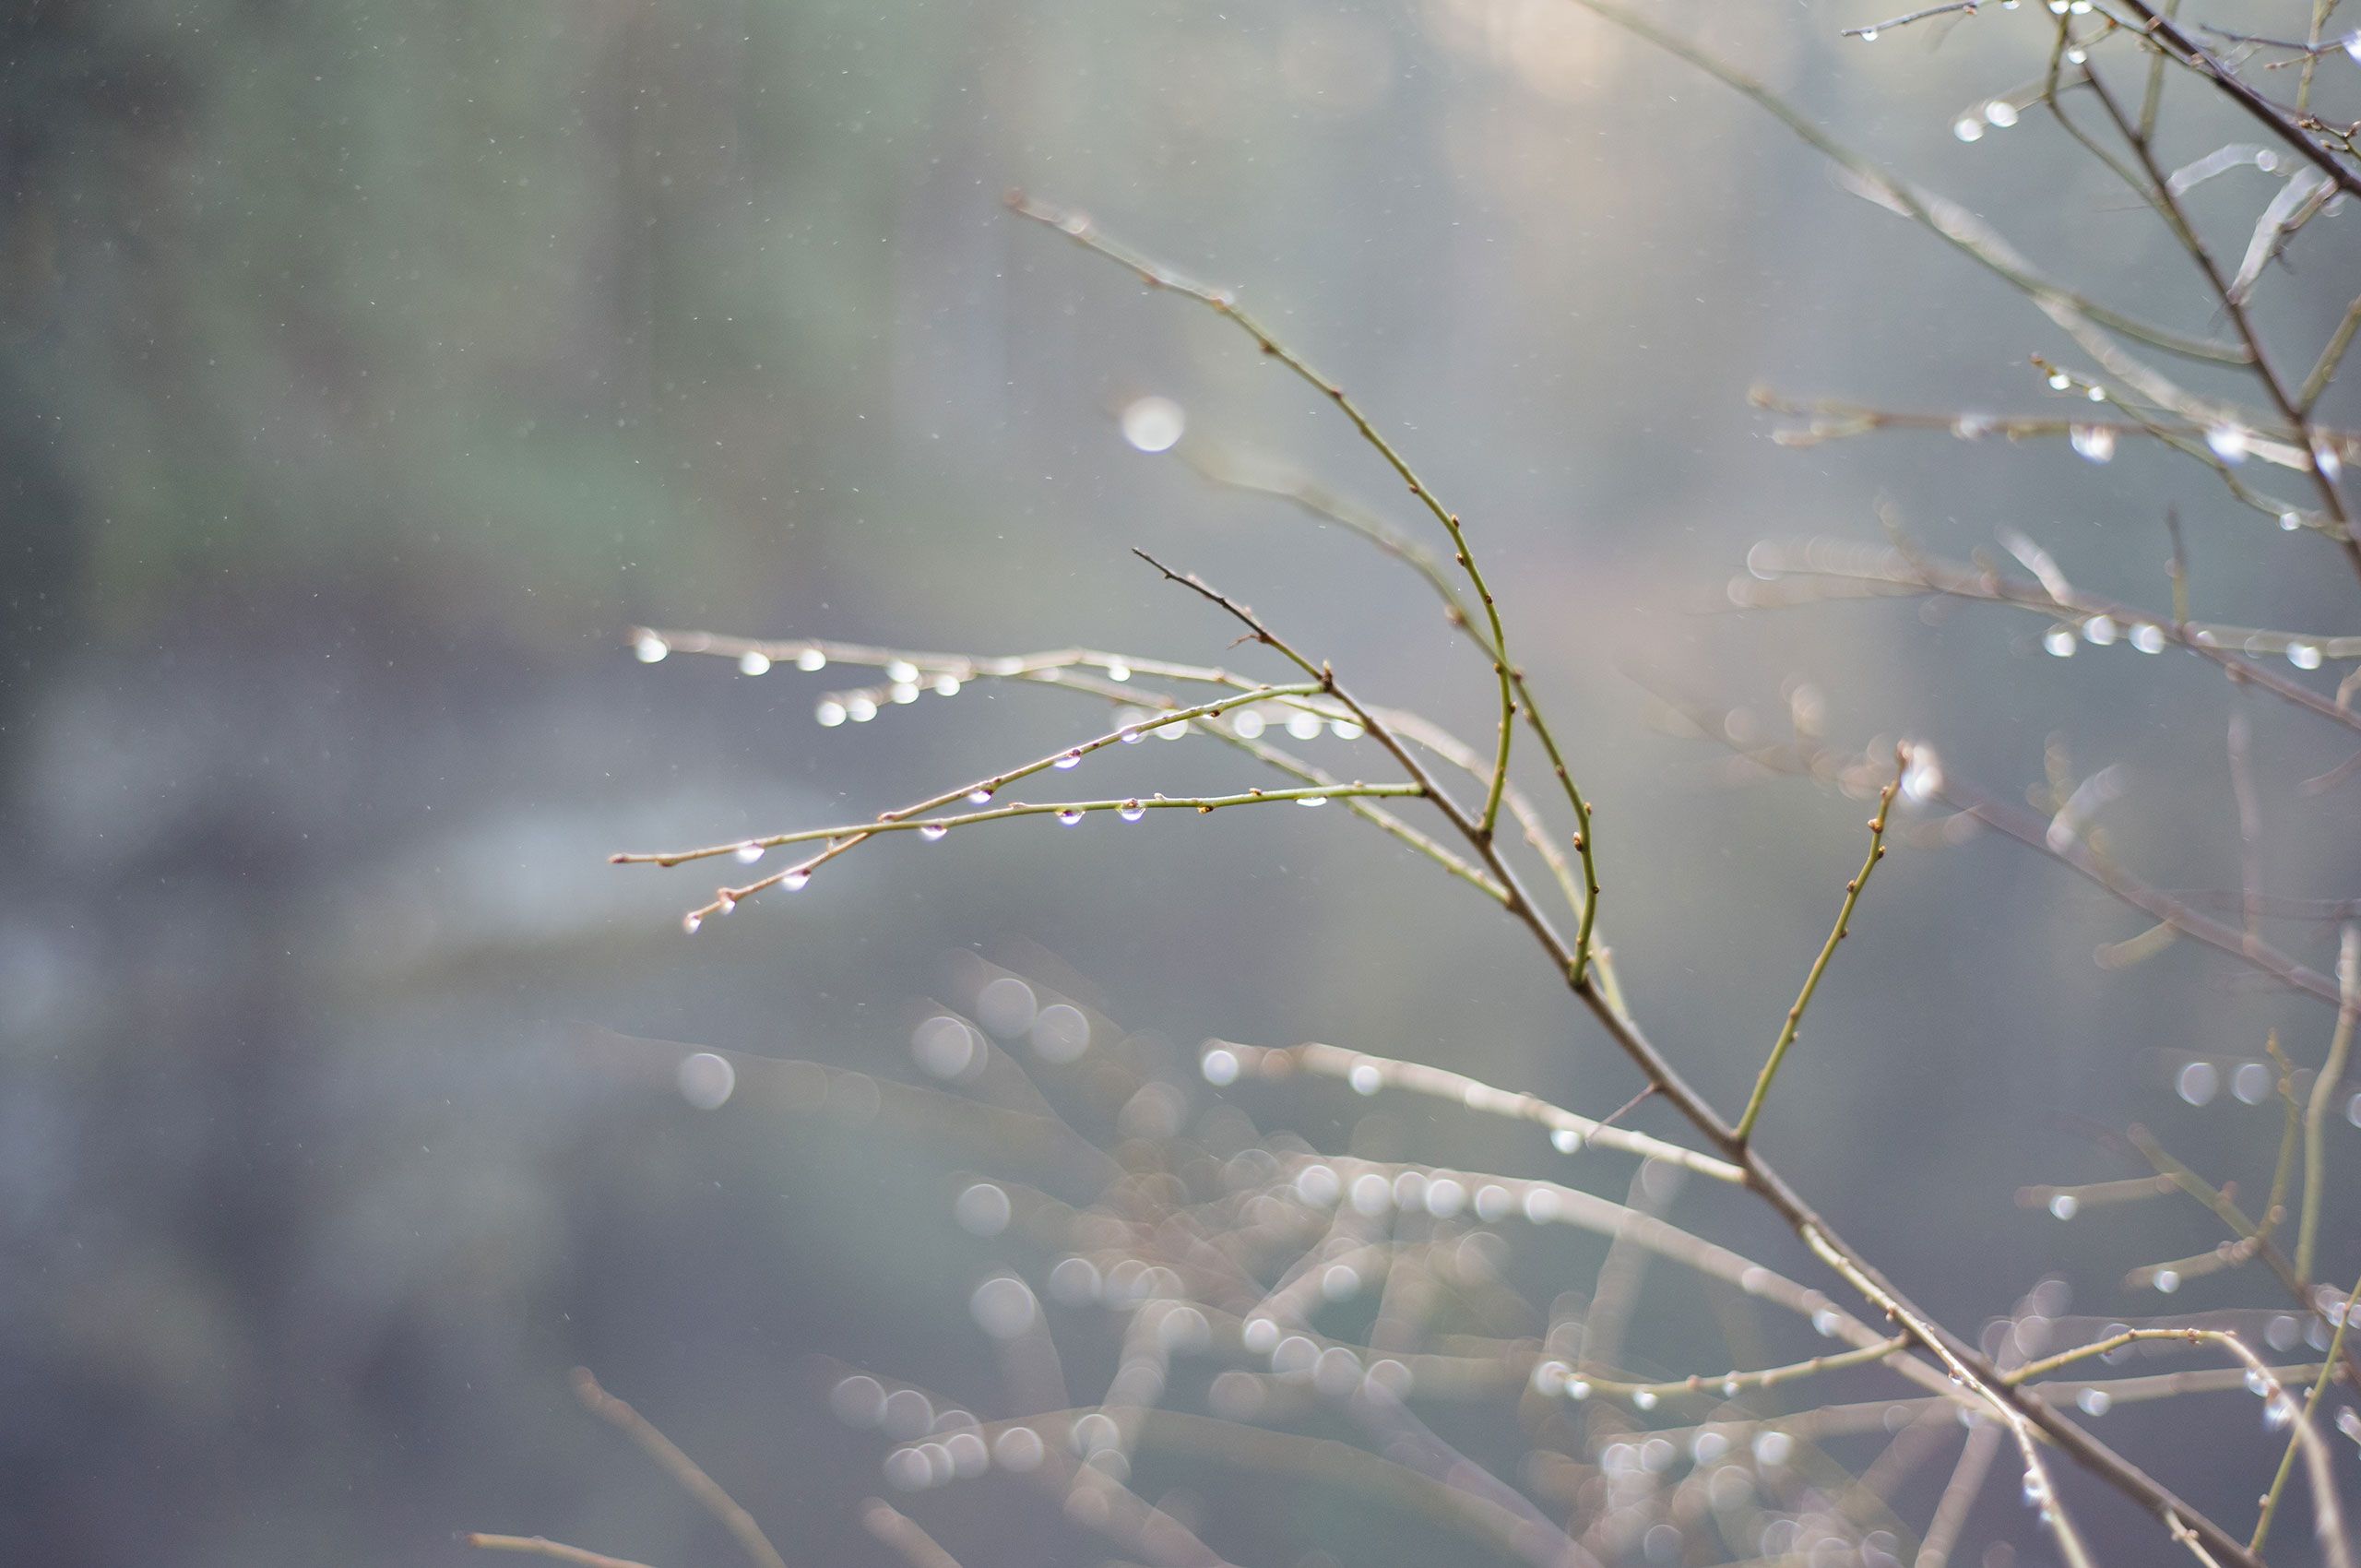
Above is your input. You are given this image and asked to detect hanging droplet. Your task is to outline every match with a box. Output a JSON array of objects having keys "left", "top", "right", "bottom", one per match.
[
  {"left": 1631, "top": 1389, "right": 1658, "bottom": 1410},
  {"left": 1330, "top": 719, "right": 1365, "bottom": 740},
  {"left": 919, "top": 823, "right": 949, "bottom": 842},
  {"left": 1120, "top": 801, "right": 1146, "bottom": 822},
  {"left": 2204, "top": 425, "right": 2249, "bottom": 464},
  {"left": 735, "top": 841, "right": 765, "bottom": 864},
  {"left": 2280, "top": 512, "right": 2305, "bottom": 532},
  {"left": 1120, "top": 396, "right": 1186, "bottom": 454},
  {"left": 847, "top": 696, "right": 879, "bottom": 722},
  {"left": 933, "top": 675, "right": 962, "bottom": 696},
  {"left": 968, "top": 789, "right": 992, "bottom": 804},
  {"left": 2288, "top": 642, "right": 2323, "bottom": 671},
  {"left": 1986, "top": 100, "right": 2019, "bottom": 128},
  {"left": 635, "top": 634, "right": 670, "bottom": 663},
  {"left": 2082, "top": 616, "right": 2118, "bottom": 647},
  {"left": 1053, "top": 750, "right": 1083, "bottom": 770},
  {"left": 2048, "top": 1194, "right": 2079, "bottom": 1220},
  {"left": 1106, "top": 661, "right": 1132, "bottom": 683},
  {"left": 2047, "top": 370, "right": 2072, "bottom": 391},
  {"left": 2077, "top": 1388, "right": 2111, "bottom": 1416},
  {"left": 2069, "top": 424, "right": 2115, "bottom": 463},
  {"left": 782, "top": 870, "right": 812, "bottom": 892},
  {"left": 2153, "top": 1269, "right": 2181, "bottom": 1294},
  {"left": 1857, "top": 26, "right": 1878, "bottom": 40},
  {"left": 885, "top": 660, "right": 919, "bottom": 684},
  {"left": 1297, "top": 794, "right": 1328, "bottom": 808},
  {"left": 1720, "top": 1378, "right": 1740, "bottom": 1397},
  {"left": 816, "top": 700, "right": 848, "bottom": 728},
  {"left": 739, "top": 650, "right": 772, "bottom": 676},
  {"left": 890, "top": 683, "right": 919, "bottom": 705},
  {"left": 682, "top": 911, "right": 704, "bottom": 933},
  {"left": 2130, "top": 624, "right": 2165, "bottom": 653},
  {"left": 1286, "top": 710, "right": 1323, "bottom": 741},
  {"left": 796, "top": 647, "right": 828, "bottom": 671},
  {"left": 1550, "top": 1126, "right": 1585, "bottom": 1153},
  {"left": 2043, "top": 627, "right": 2077, "bottom": 658},
  {"left": 1952, "top": 116, "right": 1983, "bottom": 143},
  {"left": 1231, "top": 709, "right": 1267, "bottom": 740},
  {"left": 1056, "top": 810, "right": 1084, "bottom": 826},
  {"left": 1565, "top": 1379, "right": 1591, "bottom": 1401}
]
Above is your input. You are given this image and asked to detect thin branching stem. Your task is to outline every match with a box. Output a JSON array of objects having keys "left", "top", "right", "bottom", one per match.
[
  {"left": 1010, "top": 194, "right": 1521, "bottom": 839},
  {"left": 1734, "top": 751, "right": 1904, "bottom": 1145},
  {"left": 2296, "top": 928, "right": 2361, "bottom": 1283},
  {"left": 571, "top": 1368, "right": 790, "bottom": 1568},
  {"left": 466, "top": 1536, "right": 660, "bottom": 1568},
  {"left": 2251, "top": 1266, "right": 2361, "bottom": 1558}
]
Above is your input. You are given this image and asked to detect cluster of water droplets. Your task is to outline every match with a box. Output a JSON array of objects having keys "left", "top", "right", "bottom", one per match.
[{"left": 2040, "top": 615, "right": 2167, "bottom": 659}]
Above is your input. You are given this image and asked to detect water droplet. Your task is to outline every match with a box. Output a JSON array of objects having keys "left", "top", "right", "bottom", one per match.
[
  {"left": 2043, "top": 626, "right": 2078, "bottom": 658},
  {"left": 678, "top": 1051, "right": 736, "bottom": 1109},
  {"left": 1119, "top": 801, "right": 1146, "bottom": 822},
  {"left": 2346, "top": 30, "right": 2361, "bottom": 65},
  {"left": 2153, "top": 1269, "right": 2181, "bottom": 1294},
  {"left": 1106, "top": 661, "right": 1132, "bottom": 683},
  {"left": 2288, "top": 642, "right": 2323, "bottom": 671},
  {"left": 815, "top": 699, "right": 848, "bottom": 727},
  {"left": 1531, "top": 1360, "right": 1568, "bottom": 1396},
  {"left": 1286, "top": 710, "right": 1323, "bottom": 741},
  {"left": 2065, "top": 45, "right": 2086, "bottom": 64},
  {"left": 1720, "top": 1378, "right": 1740, "bottom": 1397},
  {"left": 2280, "top": 511, "right": 2306, "bottom": 532},
  {"left": 735, "top": 841, "right": 765, "bottom": 864},
  {"left": 1953, "top": 413, "right": 1995, "bottom": 439},
  {"left": 2070, "top": 424, "right": 2116, "bottom": 463},
  {"left": 993, "top": 1427, "right": 1044, "bottom": 1472},
  {"left": 1752, "top": 1431, "right": 1791, "bottom": 1466},
  {"left": 1812, "top": 1308, "right": 1843, "bottom": 1337},
  {"left": 970, "top": 1275, "right": 1039, "bottom": 1339},
  {"left": 2233, "top": 1061, "right": 2272, "bottom": 1104},
  {"left": 1231, "top": 709, "right": 1266, "bottom": 739},
  {"left": 885, "top": 660, "right": 919, "bottom": 684},
  {"left": 1550, "top": 1126, "right": 1585, "bottom": 1153},
  {"left": 890, "top": 683, "right": 919, "bottom": 705},
  {"left": 2049, "top": 1194, "right": 2079, "bottom": 1220},
  {"left": 1986, "top": 100, "right": 2019, "bottom": 128},
  {"left": 933, "top": 675, "right": 961, "bottom": 696},
  {"left": 739, "top": 650, "right": 772, "bottom": 676},
  {"left": 1348, "top": 1062, "right": 1382, "bottom": 1095},
  {"left": 1156, "top": 719, "right": 1190, "bottom": 741},
  {"left": 1201, "top": 1047, "right": 1240, "bottom": 1086},
  {"left": 832, "top": 1374, "right": 887, "bottom": 1427},
  {"left": 1953, "top": 115, "right": 1983, "bottom": 142},
  {"left": 796, "top": 647, "right": 828, "bottom": 671},
  {"left": 847, "top": 695, "right": 879, "bottom": 722},
  {"left": 1329, "top": 719, "right": 1365, "bottom": 740},
  {"left": 1297, "top": 794, "right": 1328, "bottom": 808},
  {"left": 919, "top": 822, "right": 949, "bottom": 842},
  {"left": 2077, "top": 1387, "right": 2111, "bottom": 1416},
  {"left": 968, "top": 789, "right": 992, "bottom": 804},
  {"left": 2347, "top": 1089, "right": 2360, "bottom": 1127},
  {"left": 635, "top": 634, "right": 670, "bottom": 663},
  {"left": 782, "top": 870, "right": 811, "bottom": 892},
  {"left": 682, "top": 912, "right": 704, "bottom": 934},
  {"left": 2177, "top": 1061, "right": 2219, "bottom": 1105},
  {"left": 2048, "top": 370, "right": 2073, "bottom": 391},
  {"left": 2130, "top": 624, "right": 2165, "bottom": 653},
  {"left": 1631, "top": 1388, "right": 1658, "bottom": 1410},
  {"left": 1902, "top": 746, "right": 1943, "bottom": 802},
  {"left": 2265, "top": 1314, "right": 2300, "bottom": 1351},
  {"left": 1029, "top": 1003, "right": 1090, "bottom": 1064},
  {"left": 1056, "top": 809, "right": 1084, "bottom": 826},
  {"left": 907, "top": 1015, "right": 972, "bottom": 1076},
  {"left": 2319, "top": 442, "right": 2346, "bottom": 481},
  {"left": 955, "top": 1182, "right": 1011, "bottom": 1236},
  {"left": 1566, "top": 1378, "right": 1592, "bottom": 1401},
  {"left": 1121, "top": 395, "right": 1187, "bottom": 454},
  {"left": 2205, "top": 425, "right": 2249, "bottom": 464},
  {"left": 1858, "top": 26, "right": 1878, "bottom": 40},
  {"left": 2264, "top": 1395, "right": 2296, "bottom": 1431},
  {"left": 1053, "top": 750, "right": 1083, "bottom": 769},
  {"left": 2081, "top": 615, "right": 2117, "bottom": 647},
  {"left": 2023, "top": 1474, "right": 2048, "bottom": 1509}
]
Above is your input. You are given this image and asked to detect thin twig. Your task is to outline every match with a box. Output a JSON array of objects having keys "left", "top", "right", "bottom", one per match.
[
  {"left": 466, "top": 1536, "right": 659, "bottom": 1568},
  {"left": 572, "top": 1368, "right": 790, "bottom": 1568}
]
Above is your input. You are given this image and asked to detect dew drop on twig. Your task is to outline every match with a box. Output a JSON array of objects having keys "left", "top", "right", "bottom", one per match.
[
  {"left": 1120, "top": 801, "right": 1146, "bottom": 822},
  {"left": 1056, "top": 809, "right": 1085, "bottom": 826},
  {"left": 919, "top": 823, "right": 949, "bottom": 841},
  {"left": 2069, "top": 424, "right": 2116, "bottom": 463},
  {"left": 739, "top": 650, "right": 771, "bottom": 676},
  {"left": 735, "top": 841, "right": 765, "bottom": 864},
  {"left": 1121, "top": 396, "right": 1186, "bottom": 454},
  {"left": 796, "top": 647, "right": 828, "bottom": 671}
]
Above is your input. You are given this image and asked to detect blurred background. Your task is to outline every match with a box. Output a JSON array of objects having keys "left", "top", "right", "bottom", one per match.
[{"left": 3, "top": 2, "right": 2356, "bottom": 1563}]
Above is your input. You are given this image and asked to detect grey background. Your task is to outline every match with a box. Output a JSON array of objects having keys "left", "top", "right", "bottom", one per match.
[{"left": 3, "top": 3, "right": 2355, "bottom": 1564}]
